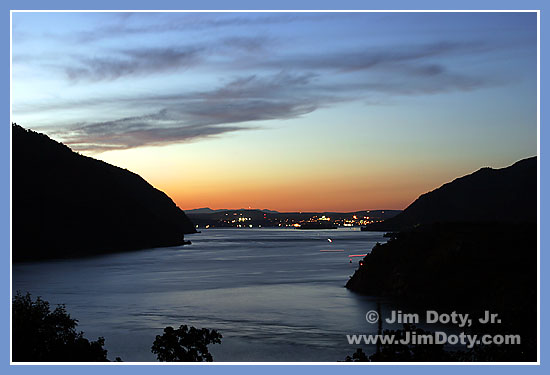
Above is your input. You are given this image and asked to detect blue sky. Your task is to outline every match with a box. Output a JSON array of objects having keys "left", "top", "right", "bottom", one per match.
[{"left": 11, "top": 12, "right": 538, "bottom": 211}]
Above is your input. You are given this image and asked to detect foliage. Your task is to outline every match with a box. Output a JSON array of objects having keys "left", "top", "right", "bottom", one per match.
[
  {"left": 12, "top": 292, "right": 108, "bottom": 361},
  {"left": 151, "top": 325, "right": 222, "bottom": 361}
]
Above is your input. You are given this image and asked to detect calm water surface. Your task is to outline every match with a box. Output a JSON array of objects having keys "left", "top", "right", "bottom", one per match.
[{"left": 14, "top": 228, "right": 414, "bottom": 361}]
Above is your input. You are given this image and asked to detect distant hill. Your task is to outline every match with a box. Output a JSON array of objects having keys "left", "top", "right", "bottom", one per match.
[
  {"left": 185, "top": 207, "right": 229, "bottom": 214},
  {"left": 12, "top": 124, "right": 196, "bottom": 261},
  {"left": 186, "top": 209, "right": 400, "bottom": 228},
  {"left": 186, "top": 207, "right": 279, "bottom": 214},
  {"left": 365, "top": 157, "right": 536, "bottom": 231}
]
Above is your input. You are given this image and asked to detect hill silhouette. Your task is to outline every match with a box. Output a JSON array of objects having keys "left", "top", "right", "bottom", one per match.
[
  {"left": 12, "top": 123, "right": 196, "bottom": 261},
  {"left": 364, "top": 157, "right": 536, "bottom": 231},
  {"left": 345, "top": 221, "right": 537, "bottom": 361},
  {"left": 346, "top": 157, "right": 537, "bottom": 361}
]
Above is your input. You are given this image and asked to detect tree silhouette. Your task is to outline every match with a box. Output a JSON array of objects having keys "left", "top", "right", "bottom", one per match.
[
  {"left": 151, "top": 325, "right": 222, "bottom": 361},
  {"left": 12, "top": 292, "right": 108, "bottom": 361}
]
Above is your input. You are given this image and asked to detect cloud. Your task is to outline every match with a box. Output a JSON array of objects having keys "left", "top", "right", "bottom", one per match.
[
  {"left": 65, "top": 46, "right": 204, "bottom": 81},
  {"left": 60, "top": 35, "right": 274, "bottom": 81},
  {"left": 70, "top": 13, "right": 330, "bottom": 43},
  {"left": 62, "top": 120, "right": 245, "bottom": 152},
  {"left": 54, "top": 73, "right": 325, "bottom": 151},
  {"left": 15, "top": 33, "right": 502, "bottom": 152},
  {"left": 233, "top": 41, "right": 492, "bottom": 73},
  {"left": 58, "top": 39, "right": 491, "bottom": 83},
  {"left": 54, "top": 39, "right": 490, "bottom": 86},
  {"left": 46, "top": 62, "right": 496, "bottom": 153}
]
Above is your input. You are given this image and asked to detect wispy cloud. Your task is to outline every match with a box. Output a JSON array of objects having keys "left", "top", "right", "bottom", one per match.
[
  {"left": 52, "top": 72, "right": 326, "bottom": 151},
  {"left": 13, "top": 13, "right": 511, "bottom": 153},
  {"left": 60, "top": 36, "right": 273, "bottom": 81},
  {"left": 64, "top": 46, "right": 204, "bottom": 81},
  {"left": 61, "top": 120, "right": 246, "bottom": 152},
  {"left": 245, "top": 41, "right": 492, "bottom": 73},
  {"left": 70, "top": 13, "right": 331, "bottom": 43},
  {"left": 44, "top": 62, "right": 496, "bottom": 153},
  {"left": 54, "top": 39, "right": 492, "bottom": 84}
]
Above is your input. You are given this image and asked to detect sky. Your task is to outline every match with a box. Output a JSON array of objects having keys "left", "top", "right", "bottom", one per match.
[{"left": 12, "top": 12, "right": 537, "bottom": 212}]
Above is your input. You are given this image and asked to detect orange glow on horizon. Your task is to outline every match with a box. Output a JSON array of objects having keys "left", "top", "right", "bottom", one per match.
[
  {"left": 162, "top": 175, "right": 426, "bottom": 213},
  {"left": 92, "top": 133, "right": 515, "bottom": 214}
]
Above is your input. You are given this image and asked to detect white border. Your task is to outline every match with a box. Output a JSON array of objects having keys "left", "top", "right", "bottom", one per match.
[
  {"left": 9, "top": 8, "right": 13, "bottom": 366},
  {"left": 9, "top": 9, "right": 542, "bottom": 366},
  {"left": 8, "top": 9, "right": 542, "bottom": 12},
  {"left": 536, "top": 8, "right": 541, "bottom": 366}
]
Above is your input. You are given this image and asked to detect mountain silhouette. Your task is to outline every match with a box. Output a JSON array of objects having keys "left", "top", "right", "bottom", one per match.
[
  {"left": 365, "top": 157, "right": 536, "bottom": 231},
  {"left": 346, "top": 157, "right": 537, "bottom": 361},
  {"left": 12, "top": 124, "right": 196, "bottom": 261}
]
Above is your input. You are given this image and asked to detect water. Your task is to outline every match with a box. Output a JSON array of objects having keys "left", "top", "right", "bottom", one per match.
[{"left": 13, "top": 228, "right": 412, "bottom": 362}]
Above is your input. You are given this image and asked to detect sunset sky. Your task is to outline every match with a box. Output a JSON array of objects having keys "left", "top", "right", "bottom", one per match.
[{"left": 12, "top": 12, "right": 537, "bottom": 212}]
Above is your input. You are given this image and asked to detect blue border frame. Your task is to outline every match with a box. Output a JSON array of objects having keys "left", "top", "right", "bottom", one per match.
[{"left": 3, "top": 0, "right": 547, "bottom": 373}]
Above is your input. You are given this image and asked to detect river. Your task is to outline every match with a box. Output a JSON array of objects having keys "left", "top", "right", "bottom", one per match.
[{"left": 14, "top": 228, "right": 415, "bottom": 362}]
